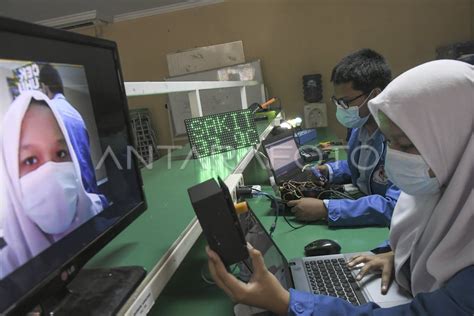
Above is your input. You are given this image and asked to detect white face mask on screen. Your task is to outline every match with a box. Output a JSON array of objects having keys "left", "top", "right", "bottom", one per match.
[
  {"left": 385, "top": 147, "right": 441, "bottom": 195},
  {"left": 20, "top": 161, "right": 79, "bottom": 234}
]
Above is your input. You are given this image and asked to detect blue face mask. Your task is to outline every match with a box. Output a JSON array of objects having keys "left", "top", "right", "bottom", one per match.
[
  {"left": 336, "top": 105, "right": 370, "bottom": 128},
  {"left": 335, "top": 91, "right": 373, "bottom": 128}
]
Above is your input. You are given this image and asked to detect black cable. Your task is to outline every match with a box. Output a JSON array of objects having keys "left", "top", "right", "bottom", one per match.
[
  {"left": 250, "top": 188, "right": 307, "bottom": 232},
  {"left": 281, "top": 209, "right": 307, "bottom": 230},
  {"left": 250, "top": 190, "right": 279, "bottom": 236},
  {"left": 280, "top": 180, "right": 322, "bottom": 200},
  {"left": 265, "top": 192, "right": 279, "bottom": 237}
]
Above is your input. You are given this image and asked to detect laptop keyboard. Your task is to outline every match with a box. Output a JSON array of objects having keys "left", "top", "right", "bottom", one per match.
[{"left": 304, "top": 258, "right": 367, "bottom": 305}]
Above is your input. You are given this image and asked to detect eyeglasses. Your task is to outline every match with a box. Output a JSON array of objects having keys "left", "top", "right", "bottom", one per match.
[{"left": 331, "top": 93, "right": 366, "bottom": 109}]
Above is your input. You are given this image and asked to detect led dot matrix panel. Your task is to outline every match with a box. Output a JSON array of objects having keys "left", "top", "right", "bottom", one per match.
[{"left": 185, "top": 109, "right": 259, "bottom": 158}]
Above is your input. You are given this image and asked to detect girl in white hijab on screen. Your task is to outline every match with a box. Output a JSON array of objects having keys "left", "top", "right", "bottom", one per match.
[
  {"left": 0, "top": 91, "right": 103, "bottom": 279},
  {"left": 205, "top": 60, "right": 473, "bottom": 315}
]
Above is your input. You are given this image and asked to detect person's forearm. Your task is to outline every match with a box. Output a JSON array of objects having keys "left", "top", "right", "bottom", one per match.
[{"left": 326, "top": 195, "right": 394, "bottom": 227}]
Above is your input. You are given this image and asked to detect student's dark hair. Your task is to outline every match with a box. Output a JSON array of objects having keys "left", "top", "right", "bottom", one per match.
[
  {"left": 331, "top": 49, "right": 392, "bottom": 93},
  {"left": 39, "top": 64, "right": 64, "bottom": 95}
]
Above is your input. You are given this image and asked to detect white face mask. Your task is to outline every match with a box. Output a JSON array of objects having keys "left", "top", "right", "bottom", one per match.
[
  {"left": 385, "top": 147, "right": 441, "bottom": 195},
  {"left": 20, "top": 161, "right": 79, "bottom": 234}
]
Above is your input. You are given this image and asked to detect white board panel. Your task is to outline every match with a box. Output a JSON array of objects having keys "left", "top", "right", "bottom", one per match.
[{"left": 167, "top": 41, "right": 245, "bottom": 76}]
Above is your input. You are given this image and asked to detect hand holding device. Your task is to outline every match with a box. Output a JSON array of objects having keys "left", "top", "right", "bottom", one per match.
[
  {"left": 313, "top": 165, "right": 329, "bottom": 184},
  {"left": 315, "top": 164, "right": 329, "bottom": 179},
  {"left": 206, "top": 244, "right": 290, "bottom": 315}
]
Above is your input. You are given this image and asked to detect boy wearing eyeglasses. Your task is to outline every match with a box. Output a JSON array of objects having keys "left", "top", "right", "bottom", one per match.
[{"left": 288, "top": 49, "right": 400, "bottom": 229}]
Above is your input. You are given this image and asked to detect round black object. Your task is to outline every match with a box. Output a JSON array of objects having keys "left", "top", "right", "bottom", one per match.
[
  {"left": 304, "top": 239, "right": 341, "bottom": 257},
  {"left": 302, "top": 74, "right": 323, "bottom": 103}
]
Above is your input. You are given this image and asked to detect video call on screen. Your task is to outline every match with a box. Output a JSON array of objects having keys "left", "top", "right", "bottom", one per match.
[{"left": 0, "top": 59, "right": 114, "bottom": 278}]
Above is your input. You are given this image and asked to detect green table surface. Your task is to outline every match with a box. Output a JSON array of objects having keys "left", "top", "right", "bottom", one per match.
[
  {"left": 87, "top": 120, "right": 276, "bottom": 271},
  {"left": 84, "top": 117, "right": 388, "bottom": 315},
  {"left": 150, "top": 187, "right": 389, "bottom": 315},
  {"left": 246, "top": 192, "right": 390, "bottom": 259},
  {"left": 84, "top": 119, "right": 388, "bottom": 315},
  {"left": 148, "top": 126, "right": 389, "bottom": 315}
]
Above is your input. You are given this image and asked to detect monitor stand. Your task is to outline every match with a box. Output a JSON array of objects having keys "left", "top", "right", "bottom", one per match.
[{"left": 36, "top": 266, "right": 146, "bottom": 315}]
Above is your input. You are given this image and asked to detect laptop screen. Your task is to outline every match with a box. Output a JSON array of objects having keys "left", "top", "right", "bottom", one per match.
[
  {"left": 264, "top": 134, "right": 303, "bottom": 180},
  {"left": 237, "top": 210, "right": 293, "bottom": 290}
]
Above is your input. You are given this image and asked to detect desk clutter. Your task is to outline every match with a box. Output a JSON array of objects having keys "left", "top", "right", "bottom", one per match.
[{"left": 279, "top": 180, "right": 348, "bottom": 201}]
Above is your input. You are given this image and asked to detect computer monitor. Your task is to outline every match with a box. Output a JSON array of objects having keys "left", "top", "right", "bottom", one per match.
[
  {"left": 0, "top": 17, "right": 147, "bottom": 314},
  {"left": 263, "top": 132, "right": 303, "bottom": 180}
]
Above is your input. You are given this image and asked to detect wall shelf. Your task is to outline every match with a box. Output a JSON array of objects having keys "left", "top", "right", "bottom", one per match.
[{"left": 125, "top": 80, "right": 259, "bottom": 118}]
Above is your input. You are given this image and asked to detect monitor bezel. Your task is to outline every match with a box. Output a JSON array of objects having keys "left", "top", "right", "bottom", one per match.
[{"left": 0, "top": 17, "right": 147, "bottom": 314}]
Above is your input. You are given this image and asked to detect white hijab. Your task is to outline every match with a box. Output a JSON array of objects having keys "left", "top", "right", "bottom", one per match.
[
  {"left": 368, "top": 60, "right": 474, "bottom": 295},
  {"left": 0, "top": 91, "right": 102, "bottom": 278}
]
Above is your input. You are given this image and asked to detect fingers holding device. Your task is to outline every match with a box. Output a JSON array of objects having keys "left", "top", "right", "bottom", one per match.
[{"left": 206, "top": 244, "right": 290, "bottom": 315}]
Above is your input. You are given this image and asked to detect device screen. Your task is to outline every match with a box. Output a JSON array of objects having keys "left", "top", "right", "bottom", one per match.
[
  {"left": 264, "top": 135, "right": 303, "bottom": 178},
  {"left": 237, "top": 210, "right": 293, "bottom": 290}
]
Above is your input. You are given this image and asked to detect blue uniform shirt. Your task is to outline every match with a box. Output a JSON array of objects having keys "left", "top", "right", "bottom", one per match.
[
  {"left": 317, "top": 128, "right": 400, "bottom": 227},
  {"left": 51, "top": 94, "right": 107, "bottom": 207}
]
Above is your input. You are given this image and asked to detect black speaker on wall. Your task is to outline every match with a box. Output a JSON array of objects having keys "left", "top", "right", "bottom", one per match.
[{"left": 302, "top": 74, "right": 323, "bottom": 103}]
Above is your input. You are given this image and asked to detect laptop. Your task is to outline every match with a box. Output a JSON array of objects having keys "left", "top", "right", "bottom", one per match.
[
  {"left": 234, "top": 209, "right": 412, "bottom": 315},
  {"left": 261, "top": 130, "right": 313, "bottom": 184}
]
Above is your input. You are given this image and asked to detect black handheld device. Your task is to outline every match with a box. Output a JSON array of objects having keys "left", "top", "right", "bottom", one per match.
[{"left": 188, "top": 177, "right": 249, "bottom": 266}]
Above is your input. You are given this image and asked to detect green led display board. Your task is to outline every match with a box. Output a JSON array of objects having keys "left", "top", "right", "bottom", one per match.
[{"left": 185, "top": 109, "right": 259, "bottom": 158}]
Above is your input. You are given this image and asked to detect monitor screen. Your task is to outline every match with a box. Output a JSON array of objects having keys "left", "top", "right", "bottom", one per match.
[
  {"left": 264, "top": 135, "right": 302, "bottom": 179},
  {"left": 0, "top": 18, "right": 146, "bottom": 313}
]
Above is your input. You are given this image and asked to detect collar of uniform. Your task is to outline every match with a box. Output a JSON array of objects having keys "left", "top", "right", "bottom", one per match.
[{"left": 358, "top": 126, "right": 380, "bottom": 143}]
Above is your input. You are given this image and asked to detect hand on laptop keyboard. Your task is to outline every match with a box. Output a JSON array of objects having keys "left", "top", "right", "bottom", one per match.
[
  {"left": 305, "top": 258, "right": 365, "bottom": 305},
  {"left": 352, "top": 262, "right": 365, "bottom": 269},
  {"left": 347, "top": 251, "right": 395, "bottom": 295}
]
